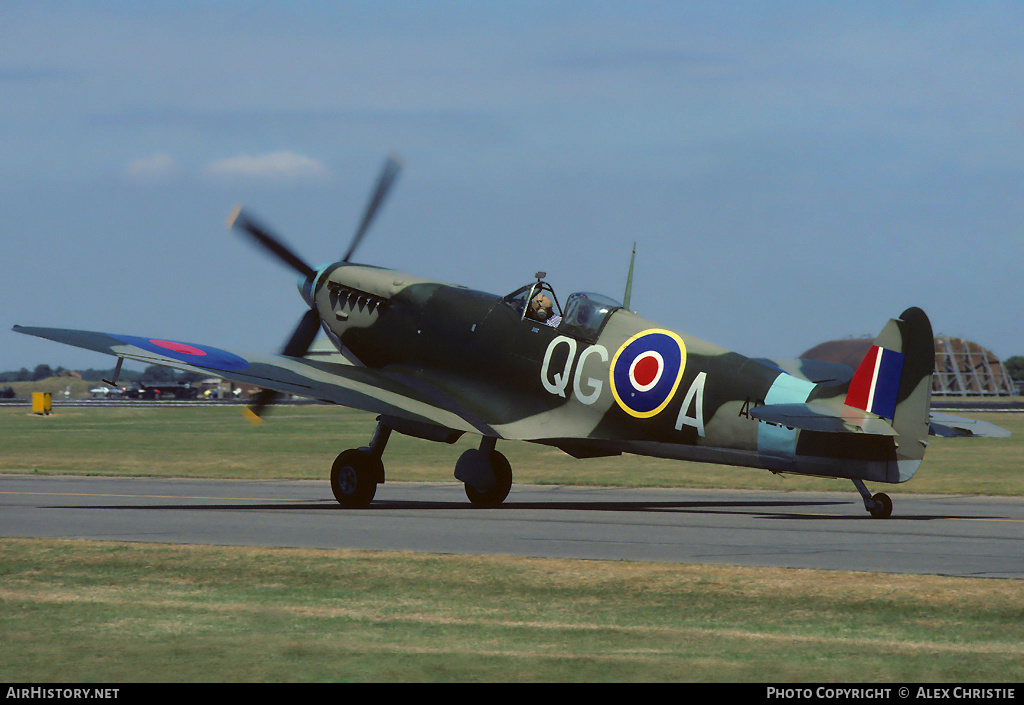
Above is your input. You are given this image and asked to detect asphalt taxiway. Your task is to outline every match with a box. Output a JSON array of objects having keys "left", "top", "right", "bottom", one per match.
[{"left": 3, "top": 474, "right": 1021, "bottom": 578}]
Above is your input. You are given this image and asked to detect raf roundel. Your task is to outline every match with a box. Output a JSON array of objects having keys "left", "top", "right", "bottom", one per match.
[
  {"left": 113, "top": 335, "right": 250, "bottom": 372},
  {"left": 609, "top": 329, "right": 686, "bottom": 418}
]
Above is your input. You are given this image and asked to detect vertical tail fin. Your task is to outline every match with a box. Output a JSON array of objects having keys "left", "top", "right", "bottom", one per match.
[{"left": 845, "top": 307, "right": 934, "bottom": 481}]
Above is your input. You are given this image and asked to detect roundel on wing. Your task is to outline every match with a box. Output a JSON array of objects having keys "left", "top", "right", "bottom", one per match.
[
  {"left": 114, "top": 335, "right": 250, "bottom": 372},
  {"left": 609, "top": 329, "right": 686, "bottom": 418}
]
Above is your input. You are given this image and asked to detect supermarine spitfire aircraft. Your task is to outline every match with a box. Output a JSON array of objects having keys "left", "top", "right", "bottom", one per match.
[{"left": 14, "top": 156, "right": 1008, "bottom": 518}]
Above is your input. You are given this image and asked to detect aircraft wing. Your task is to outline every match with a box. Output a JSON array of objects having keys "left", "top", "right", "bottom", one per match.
[
  {"left": 12, "top": 326, "right": 493, "bottom": 436},
  {"left": 928, "top": 412, "right": 1011, "bottom": 438}
]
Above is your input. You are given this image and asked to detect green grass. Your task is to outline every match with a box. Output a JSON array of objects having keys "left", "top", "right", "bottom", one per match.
[
  {"left": 1, "top": 405, "right": 1021, "bottom": 496},
  {"left": 2, "top": 405, "right": 1021, "bottom": 682},
  {"left": 1, "top": 538, "right": 1022, "bottom": 682}
]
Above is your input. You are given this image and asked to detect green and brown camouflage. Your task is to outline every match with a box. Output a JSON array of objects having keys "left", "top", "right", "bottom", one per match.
[
  {"left": 15, "top": 263, "right": 1007, "bottom": 517},
  {"left": 12, "top": 157, "right": 1008, "bottom": 516},
  {"left": 307, "top": 263, "right": 946, "bottom": 485}
]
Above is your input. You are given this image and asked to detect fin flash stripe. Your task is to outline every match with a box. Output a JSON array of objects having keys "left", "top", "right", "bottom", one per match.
[{"left": 846, "top": 345, "right": 905, "bottom": 419}]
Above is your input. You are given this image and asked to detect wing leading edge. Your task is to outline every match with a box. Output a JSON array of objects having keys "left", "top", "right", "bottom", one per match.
[{"left": 12, "top": 325, "right": 492, "bottom": 437}]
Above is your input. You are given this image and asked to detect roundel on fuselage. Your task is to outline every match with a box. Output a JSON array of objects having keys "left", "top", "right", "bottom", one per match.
[{"left": 609, "top": 329, "right": 686, "bottom": 418}]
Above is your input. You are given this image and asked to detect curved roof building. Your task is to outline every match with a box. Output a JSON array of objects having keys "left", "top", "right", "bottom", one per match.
[{"left": 800, "top": 336, "right": 1016, "bottom": 396}]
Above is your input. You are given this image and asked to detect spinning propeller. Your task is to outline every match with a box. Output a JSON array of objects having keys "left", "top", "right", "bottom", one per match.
[{"left": 227, "top": 154, "right": 402, "bottom": 421}]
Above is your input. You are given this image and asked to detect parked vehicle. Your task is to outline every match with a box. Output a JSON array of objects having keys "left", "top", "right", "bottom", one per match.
[
  {"left": 89, "top": 385, "right": 125, "bottom": 398},
  {"left": 123, "top": 382, "right": 199, "bottom": 400}
]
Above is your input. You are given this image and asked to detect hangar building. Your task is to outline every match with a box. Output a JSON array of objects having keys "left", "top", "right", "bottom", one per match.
[{"left": 800, "top": 336, "right": 1016, "bottom": 397}]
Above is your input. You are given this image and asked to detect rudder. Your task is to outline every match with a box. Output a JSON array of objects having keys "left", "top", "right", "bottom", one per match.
[{"left": 845, "top": 307, "right": 934, "bottom": 481}]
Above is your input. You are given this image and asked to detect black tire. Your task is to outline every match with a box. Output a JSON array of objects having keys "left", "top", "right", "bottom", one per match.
[
  {"left": 464, "top": 450, "right": 513, "bottom": 508},
  {"left": 868, "top": 492, "right": 893, "bottom": 519},
  {"left": 330, "top": 449, "right": 380, "bottom": 508}
]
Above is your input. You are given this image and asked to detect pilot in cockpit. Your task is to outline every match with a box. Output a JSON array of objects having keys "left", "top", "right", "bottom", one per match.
[{"left": 526, "top": 293, "right": 562, "bottom": 327}]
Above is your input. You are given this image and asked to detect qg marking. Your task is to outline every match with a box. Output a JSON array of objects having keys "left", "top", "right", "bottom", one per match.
[
  {"left": 539, "top": 333, "right": 707, "bottom": 437},
  {"left": 540, "top": 336, "right": 608, "bottom": 405}
]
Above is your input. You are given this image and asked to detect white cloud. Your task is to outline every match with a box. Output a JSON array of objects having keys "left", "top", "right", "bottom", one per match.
[
  {"left": 122, "top": 152, "right": 178, "bottom": 182},
  {"left": 202, "top": 151, "right": 331, "bottom": 185}
]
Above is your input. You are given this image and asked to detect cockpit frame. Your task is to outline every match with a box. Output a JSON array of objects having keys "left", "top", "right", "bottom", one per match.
[
  {"left": 501, "top": 272, "right": 564, "bottom": 323},
  {"left": 501, "top": 273, "right": 622, "bottom": 342}
]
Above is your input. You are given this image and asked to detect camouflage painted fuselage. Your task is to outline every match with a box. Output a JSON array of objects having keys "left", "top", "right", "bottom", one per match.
[{"left": 313, "top": 263, "right": 933, "bottom": 485}]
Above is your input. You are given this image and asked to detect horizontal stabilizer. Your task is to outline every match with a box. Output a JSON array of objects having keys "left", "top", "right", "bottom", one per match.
[
  {"left": 928, "top": 412, "right": 1011, "bottom": 438},
  {"left": 750, "top": 401, "right": 898, "bottom": 436}
]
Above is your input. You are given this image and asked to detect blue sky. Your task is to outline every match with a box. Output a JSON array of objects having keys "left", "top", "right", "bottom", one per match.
[{"left": 3, "top": 1, "right": 1021, "bottom": 372}]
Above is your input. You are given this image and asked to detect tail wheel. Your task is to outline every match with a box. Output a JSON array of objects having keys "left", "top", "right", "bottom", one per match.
[
  {"left": 331, "top": 448, "right": 381, "bottom": 508},
  {"left": 868, "top": 492, "right": 893, "bottom": 519},
  {"left": 464, "top": 450, "right": 513, "bottom": 508}
]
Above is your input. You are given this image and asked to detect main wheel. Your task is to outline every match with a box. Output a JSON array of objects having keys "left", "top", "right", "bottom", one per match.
[
  {"left": 464, "top": 450, "right": 513, "bottom": 508},
  {"left": 868, "top": 492, "right": 893, "bottom": 519},
  {"left": 330, "top": 449, "right": 381, "bottom": 508}
]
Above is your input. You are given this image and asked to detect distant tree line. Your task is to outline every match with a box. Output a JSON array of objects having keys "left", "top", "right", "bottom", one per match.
[
  {"left": 1005, "top": 356, "right": 1024, "bottom": 382},
  {"left": 0, "top": 365, "right": 82, "bottom": 383},
  {"left": 0, "top": 365, "right": 205, "bottom": 384}
]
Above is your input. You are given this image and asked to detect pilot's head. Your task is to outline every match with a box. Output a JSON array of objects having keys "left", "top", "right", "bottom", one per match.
[{"left": 528, "top": 294, "right": 554, "bottom": 321}]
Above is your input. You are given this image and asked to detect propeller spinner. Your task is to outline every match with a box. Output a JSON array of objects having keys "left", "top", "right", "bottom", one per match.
[{"left": 228, "top": 154, "right": 403, "bottom": 421}]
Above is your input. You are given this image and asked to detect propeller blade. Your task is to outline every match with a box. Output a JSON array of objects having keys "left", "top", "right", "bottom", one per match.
[
  {"left": 342, "top": 153, "right": 402, "bottom": 263},
  {"left": 244, "top": 388, "right": 278, "bottom": 425},
  {"left": 228, "top": 206, "right": 316, "bottom": 280},
  {"left": 244, "top": 309, "right": 322, "bottom": 423},
  {"left": 235, "top": 152, "right": 402, "bottom": 422},
  {"left": 282, "top": 309, "right": 322, "bottom": 358}
]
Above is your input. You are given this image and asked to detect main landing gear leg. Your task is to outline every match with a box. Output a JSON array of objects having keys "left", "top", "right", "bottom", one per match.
[
  {"left": 852, "top": 479, "right": 892, "bottom": 519},
  {"left": 455, "top": 436, "right": 513, "bottom": 508},
  {"left": 330, "top": 421, "right": 391, "bottom": 508}
]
